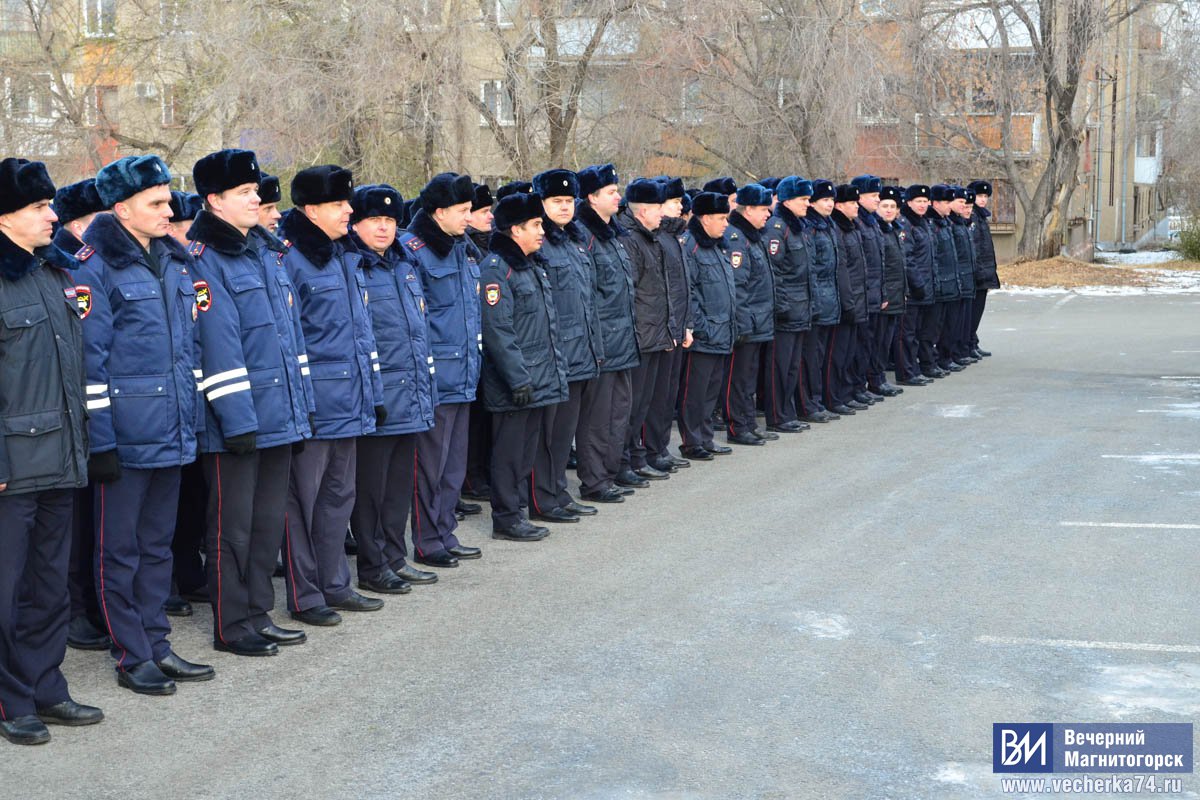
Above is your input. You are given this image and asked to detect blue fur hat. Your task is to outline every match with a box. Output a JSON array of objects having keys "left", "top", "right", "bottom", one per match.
[
  {"left": 532, "top": 168, "right": 578, "bottom": 200},
  {"left": 735, "top": 183, "right": 773, "bottom": 207},
  {"left": 691, "top": 192, "right": 729, "bottom": 217},
  {"left": 95, "top": 155, "right": 171, "bottom": 208},
  {"left": 53, "top": 178, "right": 104, "bottom": 224},
  {"left": 419, "top": 172, "right": 473, "bottom": 212},
  {"left": 351, "top": 184, "right": 404, "bottom": 223},
  {"left": 703, "top": 177, "right": 737, "bottom": 196},
  {"left": 493, "top": 192, "right": 544, "bottom": 230},
  {"left": 626, "top": 178, "right": 667, "bottom": 204},
  {"left": 851, "top": 175, "right": 882, "bottom": 194},
  {"left": 930, "top": 184, "right": 955, "bottom": 202},
  {"left": 577, "top": 163, "right": 618, "bottom": 198},
  {"left": 258, "top": 174, "right": 282, "bottom": 205},
  {"left": 775, "top": 176, "right": 813, "bottom": 202},
  {"left": 809, "top": 180, "right": 836, "bottom": 202},
  {"left": 168, "top": 191, "right": 202, "bottom": 223},
  {"left": 292, "top": 164, "right": 354, "bottom": 207},
  {"left": 193, "top": 149, "right": 261, "bottom": 198}
]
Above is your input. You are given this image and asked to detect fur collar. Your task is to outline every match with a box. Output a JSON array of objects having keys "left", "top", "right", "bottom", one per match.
[
  {"left": 973, "top": 206, "right": 991, "bottom": 221},
  {"left": 0, "top": 233, "right": 68, "bottom": 280},
  {"left": 830, "top": 209, "right": 857, "bottom": 233},
  {"left": 279, "top": 208, "right": 337, "bottom": 265},
  {"left": 188, "top": 210, "right": 251, "bottom": 256},
  {"left": 805, "top": 212, "right": 833, "bottom": 232},
  {"left": 543, "top": 216, "right": 570, "bottom": 246},
  {"left": 659, "top": 215, "right": 687, "bottom": 237},
  {"left": 575, "top": 201, "right": 624, "bottom": 242},
  {"left": 52, "top": 226, "right": 85, "bottom": 257},
  {"left": 83, "top": 212, "right": 188, "bottom": 270},
  {"left": 686, "top": 215, "right": 724, "bottom": 249},
  {"left": 726, "top": 209, "right": 762, "bottom": 243},
  {"left": 488, "top": 231, "right": 533, "bottom": 270},
  {"left": 348, "top": 231, "right": 404, "bottom": 271},
  {"left": 249, "top": 225, "right": 288, "bottom": 255},
  {"left": 406, "top": 209, "right": 456, "bottom": 259},
  {"left": 901, "top": 205, "right": 928, "bottom": 227},
  {"left": 857, "top": 209, "right": 880, "bottom": 228},
  {"left": 776, "top": 204, "right": 806, "bottom": 234},
  {"left": 618, "top": 207, "right": 657, "bottom": 242}
]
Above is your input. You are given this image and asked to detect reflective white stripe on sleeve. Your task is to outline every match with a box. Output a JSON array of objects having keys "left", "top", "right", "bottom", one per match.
[
  {"left": 87, "top": 397, "right": 111, "bottom": 410},
  {"left": 297, "top": 354, "right": 309, "bottom": 364},
  {"left": 86, "top": 384, "right": 109, "bottom": 396},
  {"left": 207, "top": 380, "right": 252, "bottom": 401},
  {"left": 370, "top": 351, "right": 379, "bottom": 361},
  {"left": 192, "top": 370, "right": 203, "bottom": 380},
  {"left": 199, "top": 367, "right": 249, "bottom": 392}
]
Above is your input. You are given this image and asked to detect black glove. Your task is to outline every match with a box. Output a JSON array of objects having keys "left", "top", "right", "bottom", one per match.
[
  {"left": 374, "top": 405, "right": 388, "bottom": 426},
  {"left": 512, "top": 385, "right": 534, "bottom": 407},
  {"left": 87, "top": 450, "right": 122, "bottom": 484},
  {"left": 224, "top": 432, "right": 257, "bottom": 455},
  {"left": 292, "top": 439, "right": 306, "bottom": 455},
  {"left": 308, "top": 413, "right": 316, "bottom": 432},
  {"left": 735, "top": 334, "right": 748, "bottom": 346}
]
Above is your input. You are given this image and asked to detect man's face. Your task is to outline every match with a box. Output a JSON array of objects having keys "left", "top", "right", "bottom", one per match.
[
  {"left": 782, "top": 196, "right": 809, "bottom": 217},
  {"left": 509, "top": 216, "right": 545, "bottom": 255},
  {"left": 67, "top": 211, "right": 98, "bottom": 240},
  {"left": 907, "top": 197, "right": 930, "bottom": 215},
  {"left": 208, "top": 182, "right": 261, "bottom": 233},
  {"left": 258, "top": 203, "right": 281, "bottom": 232},
  {"left": 835, "top": 201, "right": 859, "bottom": 219},
  {"left": 433, "top": 201, "right": 471, "bottom": 237},
  {"left": 858, "top": 192, "right": 880, "bottom": 213},
  {"left": 957, "top": 202, "right": 974, "bottom": 219},
  {"left": 0, "top": 199, "right": 57, "bottom": 251},
  {"left": 662, "top": 197, "right": 683, "bottom": 218},
  {"left": 950, "top": 197, "right": 968, "bottom": 216},
  {"left": 469, "top": 206, "right": 494, "bottom": 232},
  {"left": 117, "top": 184, "right": 173, "bottom": 241},
  {"left": 168, "top": 221, "right": 191, "bottom": 246},
  {"left": 932, "top": 200, "right": 952, "bottom": 216},
  {"left": 877, "top": 199, "right": 899, "bottom": 222},
  {"left": 588, "top": 184, "right": 621, "bottom": 219},
  {"left": 634, "top": 202, "right": 663, "bottom": 232},
  {"left": 353, "top": 215, "right": 398, "bottom": 255},
  {"left": 699, "top": 213, "right": 728, "bottom": 239},
  {"left": 974, "top": 194, "right": 989, "bottom": 209},
  {"left": 543, "top": 195, "right": 575, "bottom": 227},
  {"left": 811, "top": 197, "right": 835, "bottom": 216},
  {"left": 727, "top": 192, "right": 738, "bottom": 211},
  {"left": 305, "top": 199, "right": 352, "bottom": 240},
  {"left": 739, "top": 204, "right": 771, "bottom": 229}
]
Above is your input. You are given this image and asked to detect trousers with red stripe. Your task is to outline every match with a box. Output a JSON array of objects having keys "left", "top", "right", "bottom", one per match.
[
  {"left": 490, "top": 407, "right": 544, "bottom": 530},
  {"left": 725, "top": 341, "right": 765, "bottom": 436},
  {"left": 284, "top": 439, "right": 355, "bottom": 613},
  {"left": 94, "top": 467, "right": 180, "bottom": 670},
  {"left": 202, "top": 446, "right": 291, "bottom": 644},
  {"left": 764, "top": 331, "right": 804, "bottom": 427}
]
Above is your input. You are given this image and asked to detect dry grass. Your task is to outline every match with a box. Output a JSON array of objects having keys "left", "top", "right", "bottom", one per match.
[{"left": 998, "top": 257, "right": 1154, "bottom": 288}]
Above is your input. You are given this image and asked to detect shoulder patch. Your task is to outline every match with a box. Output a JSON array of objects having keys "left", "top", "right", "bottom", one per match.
[
  {"left": 76, "top": 245, "right": 94, "bottom": 262},
  {"left": 193, "top": 280, "right": 212, "bottom": 312},
  {"left": 768, "top": 239, "right": 781, "bottom": 256},
  {"left": 485, "top": 283, "right": 500, "bottom": 306},
  {"left": 74, "top": 285, "right": 92, "bottom": 318},
  {"left": 188, "top": 241, "right": 206, "bottom": 257},
  {"left": 406, "top": 237, "right": 426, "bottom": 252},
  {"left": 731, "top": 252, "right": 743, "bottom": 269}
]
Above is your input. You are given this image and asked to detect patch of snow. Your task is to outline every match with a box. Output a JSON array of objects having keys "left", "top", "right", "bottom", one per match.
[
  {"left": 794, "top": 612, "right": 853, "bottom": 640},
  {"left": 1090, "top": 663, "right": 1200, "bottom": 718},
  {"left": 1095, "top": 250, "right": 1184, "bottom": 266}
]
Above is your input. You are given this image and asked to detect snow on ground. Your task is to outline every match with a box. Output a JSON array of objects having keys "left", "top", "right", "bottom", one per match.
[{"left": 1094, "top": 249, "right": 1185, "bottom": 266}]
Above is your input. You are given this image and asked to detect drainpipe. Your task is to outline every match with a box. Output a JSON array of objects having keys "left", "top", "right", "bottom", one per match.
[{"left": 1117, "top": 0, "right": 1134, "bottom": 247}]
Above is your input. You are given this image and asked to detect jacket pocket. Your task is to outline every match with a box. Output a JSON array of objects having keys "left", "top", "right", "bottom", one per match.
[
  {"left": 1, "top": 409, "right": 65, "bottom": 482},
  {"left": 110, "top": 375, "right": 173, "bottom": 446},
  {"left": 308, "top": 360, "right": 356, "bottom": 421},
  {"left": 228, "top": 272, "right": 273, "bottom": 328},
  {"left": 248, "top": 366, "right": 289, "bottom": 435}
]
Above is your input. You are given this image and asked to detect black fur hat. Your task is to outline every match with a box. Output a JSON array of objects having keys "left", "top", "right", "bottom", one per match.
[
  {"left": 905, "top": 184, "right": 931, "bottom": 201},
  {"left": 759, "top": 177, "right": 781, "bottom": 191},
  {"left": 703, "top": 177, "right": 737, "bottom": 196},
  {"left": 53, "top": 178, "right": 104, "bottom": 224},
  {"left": 879, "top": 185, "right": 903, "bottom": 204},
  {"left": 168, "top": 191, "right": 202, "bottom": 223},
  {"left": 655, "top": 176, "right": 686, "bottom": 199},
  {"left": 419, "top": 172, "right": 474, "bottom": 212},
  {"left": 532, "top": 169, "right": 578, "bottom": 200},
  {"left": 681, "top": 188, "right": 701, "bottom": 215},
  {"left": 967, "top": 180, "right": 992, "bottom": 196},
  {"left": 810, "top": 180, "right": 836, "bottom": 202},
  {"left": 495, "top": 181, "right": 532, "bottom": 202},
  {"left": 471, "top": 183, "right": 494, "bottom": 212},
  {"left": 493, "top": 192, "right": 545, "bottom": 230},
  {"left": 0, "top": 158, "right": 55, "bottom": 215},
  {"left": 577, "top": 163, "right": 618, "bottom": 198},
  {"left": 291, "top": 165, "right": 354, "bottom": 207},
  {"left": 96, "top": 155, "right": 171, "bottom": 208},
  {"left": 351, "top": 184, "right": 404, "bottom": 223},
  {"left": 258, "top": 174, "right": 282, "bottom": 205},
  {"left": 626, "top": 178, "right": 667, "bottom": 204},
  {"left": 851, "top": 175, "right": 882, "bottom": 194},
  {"left": 691, "top": 192, "right": 730, "bottom": 217},
  {"left": 834, "top": 184, "right": 860, "bottom": 204},
  {"left": 193, "top": 149, "right": 261, "bottom": 198}
]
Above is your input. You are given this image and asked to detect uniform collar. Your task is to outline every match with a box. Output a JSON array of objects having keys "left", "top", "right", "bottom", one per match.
[
  {"left": 279, "top": 208, "right": 338, "bottom": 266},
  {"left": 575, "top": 201, "right": 624, "bottom": 242},
  {"left": 686, "top": 215, "right": 723, "bottom": 249},
  {"left": 406, "top": 208, "right": 457, "bottom": 258},
  {"left": 776, "top": 204, "right": 805, "bottom": 234},
  {"left": 726, "top": 209, "right": 762, "bottom": 243},
  {"left": 487, "top": 231, "right": 533, "bottom": 270},
  {"left": 82, "top": 212, "right": 186, "bottom": 270},
  {"left": 188, "top": 210, "right": 251, "bottom": 256}
]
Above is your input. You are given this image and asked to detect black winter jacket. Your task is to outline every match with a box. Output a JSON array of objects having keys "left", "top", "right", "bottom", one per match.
[
  {"left": 725, "top": 210, "right": 775, "bottom": 343},
  {"left": 681, "top": 217, "right": 736, "bottom": 355},
  {"left": 766, "top": 206, "right": 813, "bottom": 332},
  {"left": 576, "top": 202, "right": 639, "bottom": 373},
  {"left": 877, "top": 218, "right": 908, "bottom": 316},
  {"left": 539, "top": 218, "right": 603, "bottom": 382},
  {"left": 830, "top": 209, "right": 868, "bottom": 325},
  {"left": 971, "top": 207, "right": 1000, "bottom": 289},
  {"left": 618, "top": 207, "right": 676, "bottom": 353},
  {"left": 899, "top": 206, "right": 935, "bottom": 306},
  {"left": 805, "top": 212, "right": 841, "bottom": 325}
]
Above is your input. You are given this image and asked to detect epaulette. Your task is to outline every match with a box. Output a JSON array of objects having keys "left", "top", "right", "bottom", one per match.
[
  {"left": 728, "top": 231, "right": 740, "bottom": 240},
  {"left": 188, "top": 241, "right": 206, "bottom": 257},
  {"left": 406, "top": 237, "right": 426, "bottom": 252},
  {"left": 76, "top": 245, "right": 95, "bottom": 261}
]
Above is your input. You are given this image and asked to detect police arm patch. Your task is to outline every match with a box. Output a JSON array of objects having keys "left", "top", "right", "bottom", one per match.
[
  {"left": 485, "top": 283, "right": 500, "bottom": 306},
  {"left": 193, "top": 280, "right": 212, "bottom": 312},
  {"left": 74, "top": 286, "right": 92, "bottom": 318},
  {"left": 731, "top": 252, "right": 743, "bottom": 268}
]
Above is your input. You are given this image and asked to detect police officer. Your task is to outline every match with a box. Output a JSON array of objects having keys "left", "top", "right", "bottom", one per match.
[
  {"left": 874, "top": 184, "right": 908, "bottom": 395},
  {"left": 703, "top": 177, "right": 738, "bottom": 211},
  {"left": 257, "top": 174, "right": 283, "bottom": 233},
  {"left": 827, "top": 184, "right": 869, "bottom": 415},
  {"left": 51, "top": 178, "right": 112, "bottom": 652},
  {"left": 400, "top": 173, "right": 484, "bottom": 567},
  {"left": 188, "top": 149, "right": 313, "bottom": 654},
  {"left": 850, "top": 175, "right": 885, "bottom": 405},
  {"left": 724, "top": 182, "right": 775, "bottom": 445},
  {"left": 0, "top": 158, "right": 103, "bottom": 744},
  {"left": 166, "top": 192, "right": 202, "bottom": 246},
  {"left": 278, "top": 165, "right": 385, "bottom": 625},
  {"left": 528, "top": 168, "right": 602, "bottom": 522},
  {"left": 77, "top": 155, "right": 214, "bottom": 693},
  {"left": 802, "top": 180, "right": 842, "bottom": 422},
  {"left": 479, "top": 192, "right": 568, "bottom": 541},
  {"left": 677, "top": 192, "right": 735, "bottom": 459},
  {"left": 617, "top": 178, "right": 676, "bottom": 484},
  {"left": 461, "top": 181, "right": 494, "bottom": 508},
  {"left": 465, "top": 183, "right": 493, "bottom": 258},
  {"left": 926, "top": 185, "right": 960, "bottom": 377},
  {"left": 940, "top": 186, "right": 974, "bottom": 371},
  {"left": 895, "top": 185, "right": 935, "bottom": 386},
  {"left": 967, "top": 180, "right": 998, "bottom": 358},
  {"left": 348, "top": 184, "right": 439, "bottom": 592},
  {"left": 764, "top": 176, "right": 815, "bottom": 433},
  {"left": 574, "top": 164, "right": 639, "bottom": 504}
]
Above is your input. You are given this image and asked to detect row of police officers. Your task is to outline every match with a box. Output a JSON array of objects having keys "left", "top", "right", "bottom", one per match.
[{"left": 0, "top": 150, "right": 996, "bottom": 745}]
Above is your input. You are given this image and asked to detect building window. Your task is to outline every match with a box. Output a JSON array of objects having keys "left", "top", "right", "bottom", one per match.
[
  {"left": 160, "top": 0, "right": 179, "bottom": 29},
  {"left": 161, "top": 84, "right": 182, "bottom": 127},
  {"left": 480, "top": 79, "right": 514, "bottom": 126},
  {"left": 7, "top": 74, "right": 54, "bottom": 121},
  {"left": 2, "top": 0, "right": 35, "bottom": 31},
  {"left": 83, "top": 0, "right": 116, "bottom": 36},
  {"left": 84, "top": 84, "right": 118, "bottom": 127}
]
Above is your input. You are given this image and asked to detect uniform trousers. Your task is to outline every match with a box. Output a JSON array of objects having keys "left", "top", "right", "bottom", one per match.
[
  {"left": 895, "top": 305, "right": 923, "bottom": 381},
  {"left": 801, "top": 326, "right": 831, "bottom": 415},
  {"left": 68, "top": 487, "right": 100, "bottom": 626},
  {"left": 764, "top": 331, "right": 804, "bottom": 426},
  {"left": 918, "top": 303, "right": 947, "bottom": 373},
  {"left": 462, "top": 398, "right": 492, "bottom": 497},
  {"left": 412, "top": 402, "right": 469, "bottom": 558},
  {"left": 678, "top": 351, "right": 726, "bottom": 448},
  {"left": 645, "top": 347, "right": 684, "bottom": 463},
  {"left": 283, "top": 439, "right": 354, "bottom": 613},
  {"left": 871, "top": 314, "right": 899, "bottom": 387},
  {"left": 824, "top": 322, "right": 859, "bottom": 408},
  {"left": 531, "top": 379, "right": 586, "bottom": 512},
  {"left": 491, "top": 407, "right": 545, "bottom": 529},
  {"left": 624, "top": 350, "right": 671, "bottom": 471},
  {"left": 351, "top": 434, "right": 417, "bottom": 581},
  {"left": 576, "top": 369, "right": 633, "bottom": 496},
  {"left": 970, "top": 288, "right": 989, "bottom": 348},
  {"left": 725, "top": 341, "right": 764, "bottom": 436}
]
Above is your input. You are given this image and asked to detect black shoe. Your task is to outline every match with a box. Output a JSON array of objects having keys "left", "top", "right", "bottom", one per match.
[
  {"left": 846, "top": 400, "right": 869, "bottom": 411},
  {"left": 728, "top": 432, "right": 765, "bottom": 446},
  {"left": 958, "top": 355, "right": 978, "bottom": 364},
  {"left": 290, "top": 605, "right": 344, "bottom": 625},
  {"left": 581, "top": 487, "right": 625, "bottom": 504},
  {"left": 156, "top": 651, "right": 215, "bottom": 682},
  {"left": 256, "top": 623, "right": 308, "bottom": 646},
  {"left": 454, "top": 510, "right": 466, "bottom": 521},
  {"left": 532, "top": 507, "right": 580, "bottom": 523},
  {"left": 679, "top": 445, "right": 713, "bottom": 461},
  {"left": 647, "top": 457, "right": 678, "bottom": 474},
  {"left": 899, "top": 376, "right": 931, "bottom": 387},
  {"left": 67, "top": 616, "right": 111, "bottom": 651},
  {"left": 665, "top": 455, "right": 691, "bottom": 469},
  {"left": 459, "top": 487, "right": 491, "bottom": 502},
  {"left": 0, "top": 715, "right": 50, "bottom": 745},
  {"left": 36, "top": 700, "right": 104, "bottom": 727},
  {"left": 854, "top": 392, "right": 878, "bottom": 405},
  {"left": 634, "top": 465, "right": 670, "bottom": 481},
  {"left": 163, "top": 595, "right": 192, "bottom": 618},
  {"left": 616, "top": 485, "right": 635, "bottom": 495},
  {"left": 941, "top": 362, "right": 964, "bottom": 372},
  {"left": 214, "top": 633, "right": 279, "bottom": 657},
  {"left": 447, "top": 545, "right": 482, "bottom": 560},
  {"left": 330, "top": 591, "right": 385, "bottom": 612},
  {"left": 830, "top": 404, "right": 856, "bottom": 415},
  {"left": 751, "top": 429, "right": 780, "bottom": 441},
  {"left": 394, "top": 563, "right": 439, "bottom": 584},
  {"left": 704, "top": 443, "right": 733, "bottom": 455},
  {"left": 414, "top": 551, "right": 459, "bottom": 568},
  {"left": 615, "top": 469, "right": 649, "bottom": 488},
  {"left": 344, "top": 531, "right": 358, "bottom": 556},
  {"left": 565, "top": 500, "right": 598, "bottom": 516},
  {"left": 492, "top": 520, "right": 550, "bottom": 541},
  {"left": 358, "top": 570, "right": 412, "bottom": 595},
  {"left": 800, "top": 412, "right": 831, "bottom": 424},
  {"left": 975, "top": 347, "right": 991, "bottom": 357},
  {"left": 117, "top": 661, "right": 177, "bottom": 695},
  {"left": 767, "top": 421, "right": 804, "bottom": 433},
  {"left": 455, "top": 499, "right": 482, "bottom": 516}
]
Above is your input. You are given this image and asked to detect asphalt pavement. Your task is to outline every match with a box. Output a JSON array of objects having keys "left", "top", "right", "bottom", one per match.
[{"left": 5, "top": 292, "right": 1200, "bottom": 799}]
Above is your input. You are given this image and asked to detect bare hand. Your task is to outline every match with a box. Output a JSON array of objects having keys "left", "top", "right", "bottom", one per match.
[
  {"left": 881, "top": 301, "right": 889, "bottom": 310},
  {"left": 683, "top": 330, "right": 694, "bottom": 349},
  {"left": 0, "top": 483, "right": 7, "bottom": 493}
]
